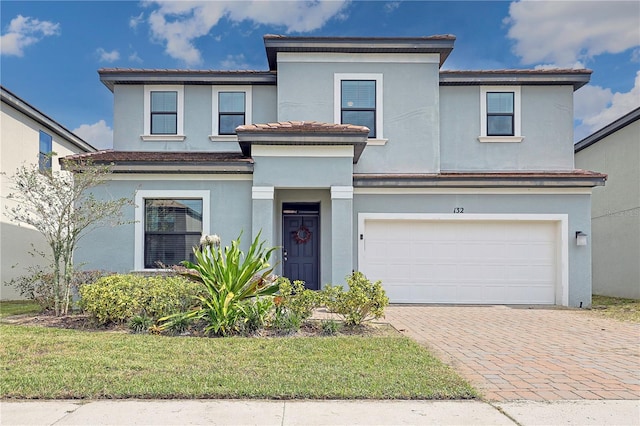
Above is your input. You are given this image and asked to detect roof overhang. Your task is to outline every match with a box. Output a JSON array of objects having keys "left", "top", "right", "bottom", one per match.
[
  {"left": 98, "top": 69, "right": 276, "bottom": 92},
  {"left": 236, "top": 121, "right": 369, "bottom": 163},
  {"left": 439, "top": 70, "right": 592, "bottom": 91},
  {"left": 1, "top": 85, "right": 96, "bottom": 153},
  {"left": 354, "top": 171, "right": 607, "bottom": 188},
  {"left": 60, "top": 151, "right": 253, "bottom": 174},
  {"left": 575, "top": 107, "right": 640, "bottom": 152},
  {"left": 264, "top": 34, "right": 456, "bottom": 70}
]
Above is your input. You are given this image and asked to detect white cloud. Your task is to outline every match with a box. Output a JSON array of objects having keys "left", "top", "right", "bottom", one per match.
[
  {"left": 73, "top": 120, "right": 113, "bottom": 150},
  {"left": 385, "top": 2, "right": 401, "bottom": 13},
  {"left": 574, "top": 71, "right": 640, "bottom": 141},
  {"left": 144, "top": 1, "right": 349, "bottom": 65},
  {"left": 220, "top": 54, "right": 249, "bottom": 70},
  {"left": 506, "top": 1, "right": 640, "bottom": 67},
  {"left": 129, "top": 12, "right": 144, "bottom": 30},
  {"left": 128, "top": 51, "right": 143, "bottom": 63},
  {"left": 0, "top": 15, "right": 60, "bottom": 57},
  {"left": 96, "top": 48, "right": 120, "bottom": 63}
]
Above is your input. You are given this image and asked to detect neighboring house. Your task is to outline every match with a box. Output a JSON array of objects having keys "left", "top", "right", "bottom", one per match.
[
  {"left": 575, "top": 108, "right": 639, "bottom": 299},
  {"left": 1, "top": 86, "right": 96, "bottom": 300},
  {"left": 66, "top": 35, "right": 605, "bottom": 307}
]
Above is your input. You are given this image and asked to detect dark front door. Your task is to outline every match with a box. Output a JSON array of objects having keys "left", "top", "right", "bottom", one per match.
[{"left": 283, "top": 203, "right": 320, "bottom": 290}]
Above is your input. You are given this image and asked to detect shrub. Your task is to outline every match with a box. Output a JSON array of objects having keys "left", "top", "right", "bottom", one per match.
[
  {"left": 272, "top": 308, "right": 303, "bottom": 334},
  {"left": 9, "top": 267, "right": 107, "bottom": 312},
  {"left": 240, "top": 297, "right": 274, "bottom": 335},
  {"left": 128, "top": 314, "right": 152, "bottom": 334},
  {"left": 323, "top": 271, "right": 389, "bottom": 326},
  {"left": 276, "top": 278, "right": 322, "bottom": 321},
  {"left": 321, "top": 319, "right": 342, "bottom": 335},
  {"left": 80, "top": 274, "right": 202, "bottom": 325}
]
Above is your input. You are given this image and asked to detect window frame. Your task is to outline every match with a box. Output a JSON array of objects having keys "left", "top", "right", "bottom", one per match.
[
  {"left": 142, "top": 85, "right": 185, "bottom": 141},
  {"left": 211, "top": 86, "right": 252, "bottom": 141},
  {"left": 334, "top": 73, "right": 385, "bottom": 144},
  {"left": 479, "top": 86, "right": 523, "bottom": 143},
  {"left": 134, "top": 190, "right": 210, "bottom": 270},
  {"left": 38, "top": 130, "right": 53, "bottom": 172}
]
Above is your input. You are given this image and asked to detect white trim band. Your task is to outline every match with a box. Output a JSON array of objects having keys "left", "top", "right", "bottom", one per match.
[
  {"left": 331, "top": 186, "right": 354, "bottom": 199},
  {"left": 252, "top": 186, "right": 275, "bottom": 200}
]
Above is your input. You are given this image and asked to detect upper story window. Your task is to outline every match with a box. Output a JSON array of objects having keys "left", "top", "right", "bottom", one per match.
[
  {"left": 211, "top": 86, "right": 252, "bottom": 141},
  {"left": 334, "top": 73, "right": 386, "bottom": 144},
  {"left": 218, "top": 92, "right": 245, "bottom": 135},
  {"left": 134, "top": 190, "right": 210, "bottom": 270},
  {"left": 142, "top": 85, "right": 185, "bottom": 141},
  {"left": 479, "top": 86, "right": 523, "bottom": 143},
  {"left": 39, "top": 130, "right": 52, "bottom": 172},
  {"left": 150, "top": 91, "right": 177, "bottom": 134},
  {"left": 341, "top": 80, "right": 376, "bottom": 138}
]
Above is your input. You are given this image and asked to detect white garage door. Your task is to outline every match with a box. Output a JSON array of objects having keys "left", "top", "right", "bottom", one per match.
[{"left": 360, "top": 218, "right": 559, "bottom": 304}]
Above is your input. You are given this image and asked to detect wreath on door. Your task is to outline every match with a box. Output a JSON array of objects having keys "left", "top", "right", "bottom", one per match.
[{"left": 292, "top": 225, "right": 312, "bottom": 244}]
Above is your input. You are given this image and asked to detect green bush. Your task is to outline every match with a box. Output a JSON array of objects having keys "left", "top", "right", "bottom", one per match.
[
  {"left": 80, "top": 274, "right": 202, "bottom": 325},
  {"left": 324, "top": 271, "right": 389, "bottom": 326},
  {"left": 276, "top": 278, "right": 322, "bottom": 320}
]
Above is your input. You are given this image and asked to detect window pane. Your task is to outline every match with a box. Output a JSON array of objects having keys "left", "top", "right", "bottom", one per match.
[
  {"left": 219, "top": 114, "right": 245, "bottom": 134},
  {"left": 39, "top": 131, "right": 52, "bottom": 171},
  {"left": 342, "top": 81, "right": 375, "bottom": 109},
  {"left": 145, "top": 234, "right": 200, "bottom": 268},
  {"left": 144, "top": 198, "right": 203, "bottom": 268},
  {"left": 487, "top": 115, "right": 514, "bottom": 136},
  {"left": 487, "top": 92, "right": 513, "bottom": 113},
  {"left": 219, "top": 92, "right": 245, "bottom": 113},
  {"left": 145, "top": 199, "right": 203, "bottom": 232},
  {"left": 151, "top": 114, "right": 177, "bottom": 134},
  {"left": 342, "top": 110, "right": 375, "bottom": 137},
  {"left": 151, "top": 91, "right": 177, "bottom": 113}
]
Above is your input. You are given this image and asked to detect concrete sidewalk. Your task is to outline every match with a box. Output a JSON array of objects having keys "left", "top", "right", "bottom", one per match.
[{"left": 1, "top": 399, "right": 639, "bottom": 425}]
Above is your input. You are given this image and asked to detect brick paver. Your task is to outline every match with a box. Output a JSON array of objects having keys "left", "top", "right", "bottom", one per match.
[{"left": 384, "top": 305, "right": 640, "bottom": 402}]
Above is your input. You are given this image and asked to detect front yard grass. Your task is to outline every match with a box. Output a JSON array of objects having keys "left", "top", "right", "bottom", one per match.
[
  {"left": 590, "top": 295, "right": 640, "bottom": 323},
  {"left": 0, "top": 302, "right": 477, "bottom": 400},
  {"left": 0, "top": 300, "right": 41, "bottom": 318}
]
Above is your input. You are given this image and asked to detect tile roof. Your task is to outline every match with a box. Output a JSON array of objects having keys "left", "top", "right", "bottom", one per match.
[
  {"left": 62, "top": 150, "right": 253, "bottom": 163},
  {"left": 236, "top": 121, "right": 370, "bottom": 134}
]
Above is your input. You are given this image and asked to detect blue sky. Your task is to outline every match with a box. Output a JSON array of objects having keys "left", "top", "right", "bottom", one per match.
[{"left": 1, "top": 1, "right": 638, "bottom": 149}]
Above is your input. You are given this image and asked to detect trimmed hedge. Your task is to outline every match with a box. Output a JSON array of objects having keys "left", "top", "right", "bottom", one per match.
[{"left": 80, "top": 274, "right": 202, "bottom": 324}]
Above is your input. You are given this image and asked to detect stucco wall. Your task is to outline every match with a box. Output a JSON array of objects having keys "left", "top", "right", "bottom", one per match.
[
  {"left": 74, "top": 177, "right": 253, "bottom": 273},
  {"left": 1, "top": 103, "right": 87, "bottom": 299},
  {"left": 276, "top": 53, "right": 441, "bottom": 174},
  {"left": 439, "top": 85, "right": 575, "bottom": 171},
  {"left": 353, "top": 191, "right": 593, "bottom": 307},
  {"left": 575, "top": 120, "right": 640, "bottom": 299},
  {"left": 112, "top": 84, "right": 277, "bottom": 152}
]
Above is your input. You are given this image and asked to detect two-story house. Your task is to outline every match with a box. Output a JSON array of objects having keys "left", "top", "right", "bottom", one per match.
[
  {"left": 1, "top": 86, "right": 96, "bottom": 299},
  {"left": 66, "top": 35, "right": 605, "bottom": 307}
]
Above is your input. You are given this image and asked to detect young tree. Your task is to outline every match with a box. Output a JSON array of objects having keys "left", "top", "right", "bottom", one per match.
[{"left": 3, "top": 157, "right": 132, "bottom": 315}]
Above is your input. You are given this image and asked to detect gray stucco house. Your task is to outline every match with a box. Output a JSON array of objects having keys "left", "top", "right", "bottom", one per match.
[
  {"left": 575, "top": 107, "right": 639, "bottom": 299},
  {"left": 67, "top": 35, "right": 606, "bottom": 307}
]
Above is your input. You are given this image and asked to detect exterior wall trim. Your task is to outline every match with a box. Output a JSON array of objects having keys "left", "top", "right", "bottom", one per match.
[
  {"left": 252, "top": 186, "right": 275, "bottom": 200},
  {"left": 354, "top": 187, "right": 593, "bottom": 195},
  {"left": 331, "top": 185, "right": 354, "bottom": 199},
  {"left": 252, "top": 145, "right": 354, "bottom": 158},
  {"left": 142, "top": 85, "right": 185, "bottom": 139},
  {"left": 357, "top": 212, "right": 570, "bottom": 306},
  {"left": 134, "top": 189, "right": 210, "bottom": 271},
  {"left": 278, "top": 52, "right": 440, "bottom": 64}
]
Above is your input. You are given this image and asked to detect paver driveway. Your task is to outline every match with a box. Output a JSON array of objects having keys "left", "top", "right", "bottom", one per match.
[{"left": 385, "top": 305, "right": 640, "bottom": 402}]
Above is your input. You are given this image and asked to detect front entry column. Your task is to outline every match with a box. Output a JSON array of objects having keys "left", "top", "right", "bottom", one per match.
[
  {"left": 252, "top": 186, "right": 275, "bottom": 247},
  {"left": 331, "top": 186, "right": 354, "bottom": 285}
]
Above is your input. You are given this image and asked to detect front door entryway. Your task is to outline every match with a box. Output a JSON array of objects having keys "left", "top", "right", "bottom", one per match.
[{"left": 282, "top": 203, "right": 320, "bottom": 290}]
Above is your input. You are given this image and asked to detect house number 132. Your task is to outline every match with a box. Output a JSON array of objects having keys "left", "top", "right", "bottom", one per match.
[{"left": 453, "top": 207, "right": 464, "bottom": 213}]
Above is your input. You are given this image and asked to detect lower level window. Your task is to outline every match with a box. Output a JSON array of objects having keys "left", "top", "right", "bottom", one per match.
[{"left": 144, "top": 198, "right": 202, "bottom": 268}]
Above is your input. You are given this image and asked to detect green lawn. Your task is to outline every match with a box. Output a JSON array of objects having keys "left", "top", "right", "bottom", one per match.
[
  {"left": 0, "top": 301, "right": 477, "bottom": 400},
  {"left": 0, "top": 300, "right": 41, "bottom": 318},
  {"left": 591, "top": 295, "right": 640, "bottom": 323}
]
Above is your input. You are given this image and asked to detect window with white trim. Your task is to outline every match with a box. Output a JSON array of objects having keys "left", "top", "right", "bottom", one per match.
[
  {"left": 211, "top": 86, "right": 252, "bottom": 140},
  {"left": 479, "top": 86, "right": 523, "bottom": 143},
  {"left": 142, "top": 85, "right": 185, "bottom": 141},
  {"left": 134, "top": 190, "right": 210, "bottom": 270},
  {"left": 334, "top": 73, "right": 385, "bottom": 142}
]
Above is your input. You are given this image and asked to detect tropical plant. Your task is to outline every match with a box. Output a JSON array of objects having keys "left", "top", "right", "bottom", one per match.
[
  {"left": 324, "top": 271, "right": 389, "bottom": 326},
  {"left": 240, "top": 297, "right": 274, "bottom": 335},
  {"left": 169, "top": 232, "right": 279, "bottom": 336}
]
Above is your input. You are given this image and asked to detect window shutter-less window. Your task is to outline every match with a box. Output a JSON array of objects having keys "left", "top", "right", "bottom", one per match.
[
  {"left": 150, "top": 91, "right": 178, "bottom": 134},
  {"left": 341, "top": 80, "right": 376, "bottom": 138},
  {"left": 218, "top": 92, "right": 245, "bottom": 135},
  {"left": 487, "top": 92, "right": 514, "bottom": 136}
]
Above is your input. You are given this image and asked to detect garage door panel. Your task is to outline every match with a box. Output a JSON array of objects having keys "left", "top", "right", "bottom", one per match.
[{"left": 361, "top": 219, "right": 558, "bottom": 304}]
